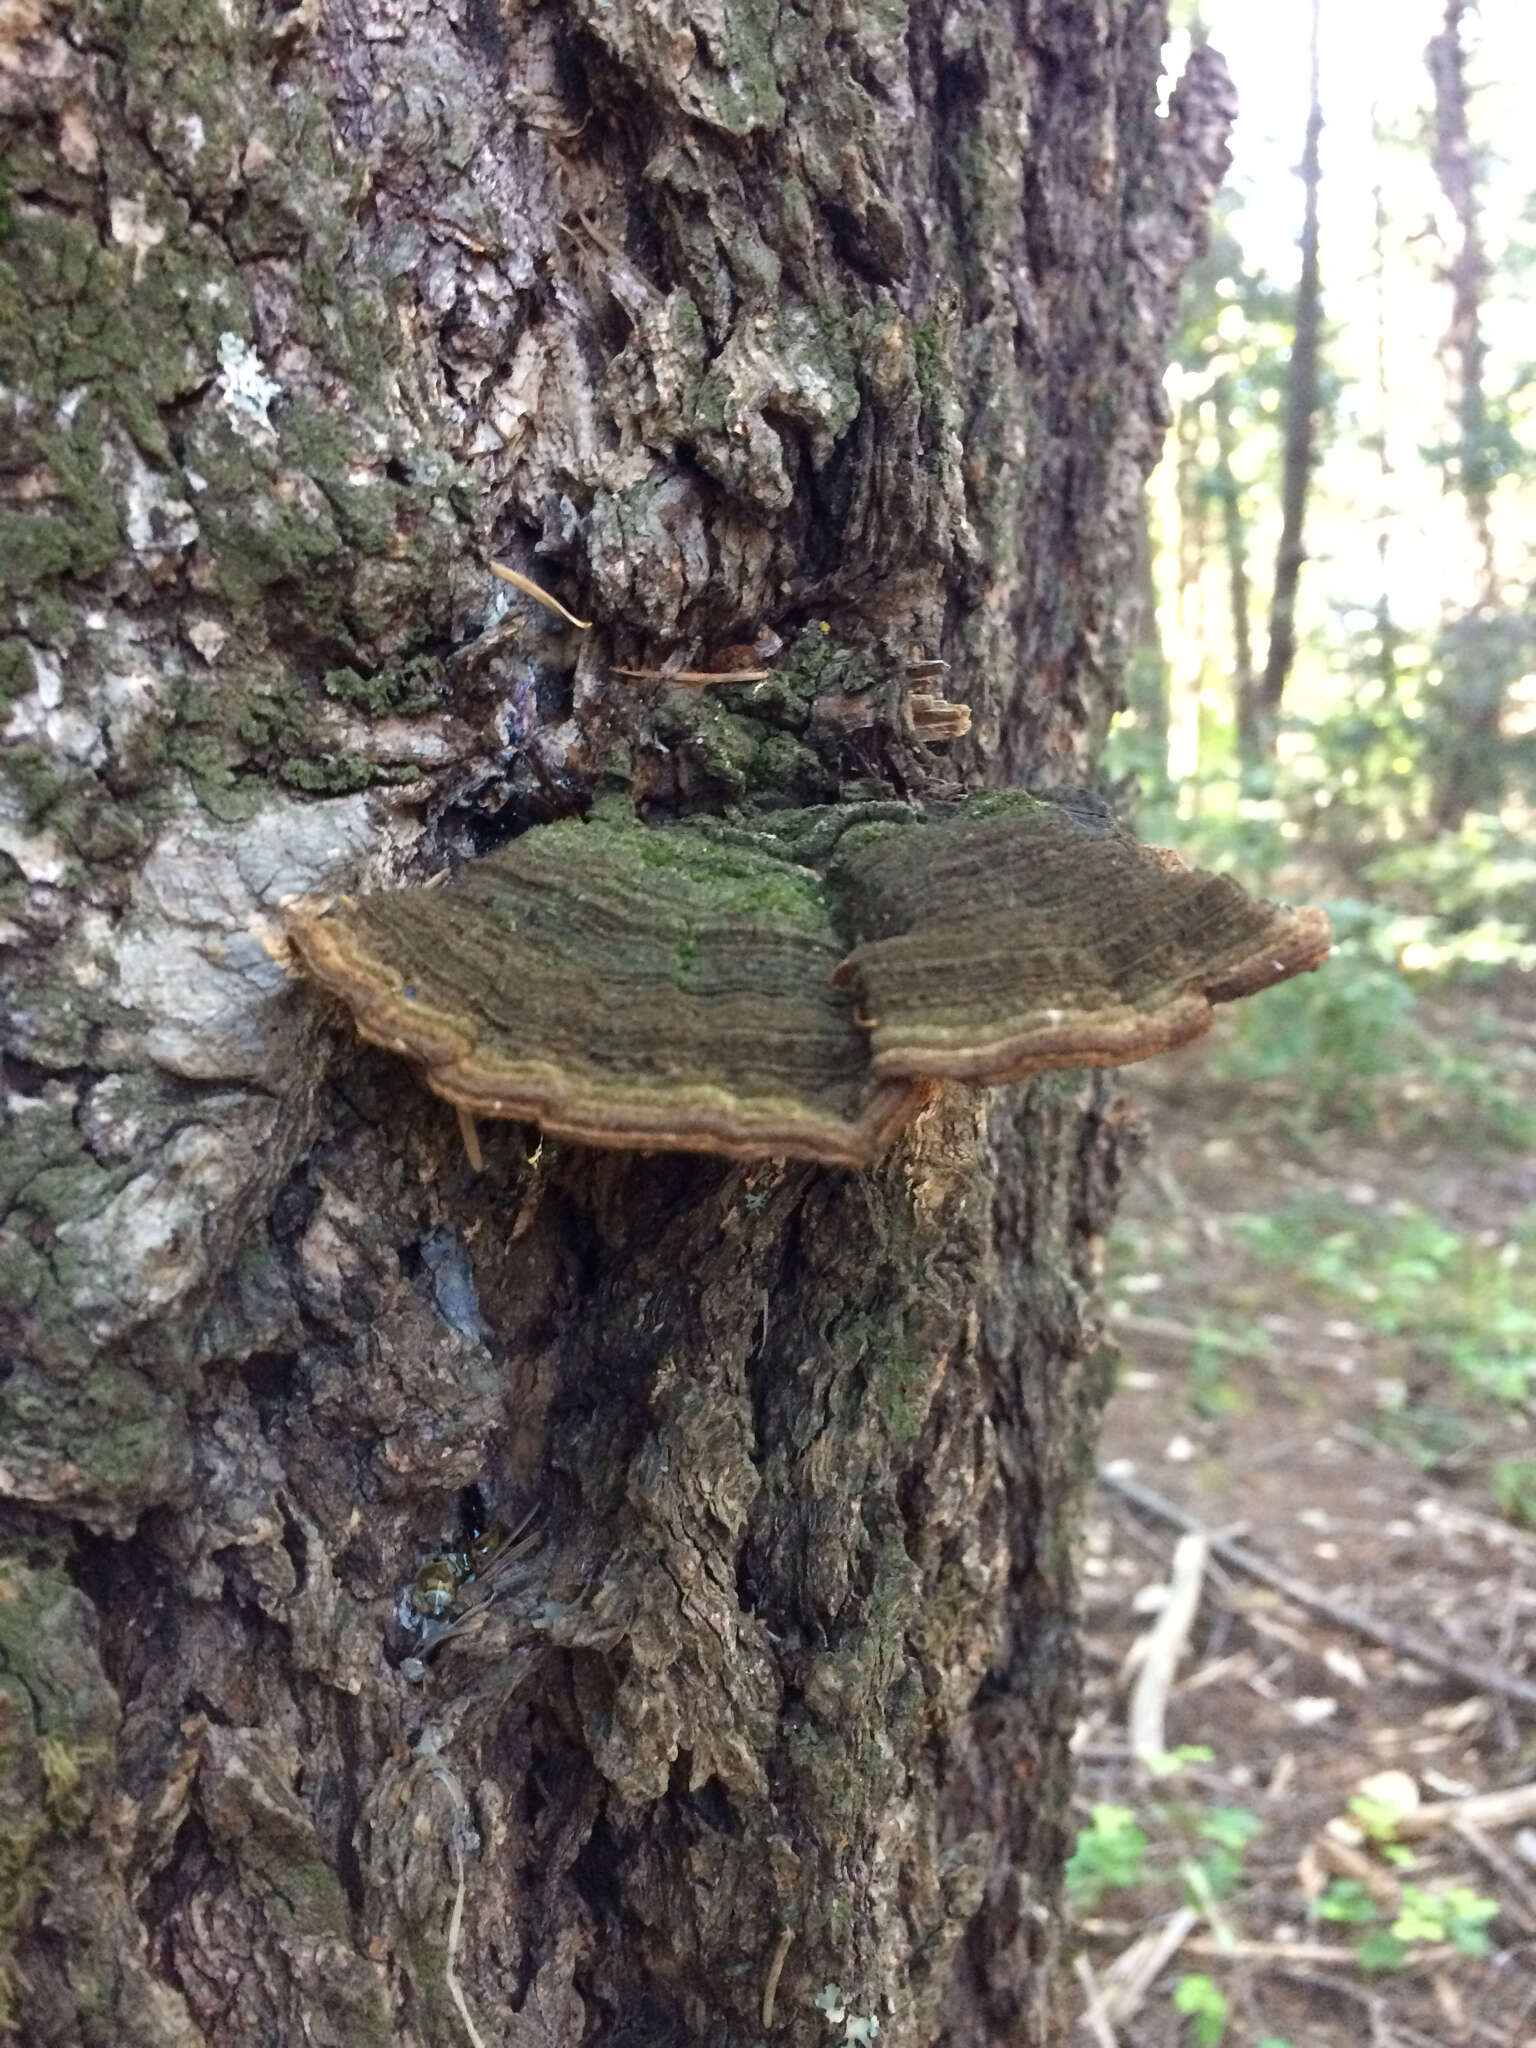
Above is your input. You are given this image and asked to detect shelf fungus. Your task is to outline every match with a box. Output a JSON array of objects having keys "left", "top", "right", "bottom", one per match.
[{"left": 286, "top": 792, "right": 1330, "bottom": 1169}]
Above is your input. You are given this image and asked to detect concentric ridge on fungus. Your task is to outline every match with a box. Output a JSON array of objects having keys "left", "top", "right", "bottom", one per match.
[
  {"left": 826, "top": 793, "right": 1333, "bottom": 1083},
  {"left": 286, "top": 815, "right": 927, "bottom": 1168},
  {"left": 285, "top": 793, "right": 1331, "bottom": 1167}
]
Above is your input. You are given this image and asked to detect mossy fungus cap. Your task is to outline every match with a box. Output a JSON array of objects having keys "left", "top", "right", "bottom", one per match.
[{"left": 286, "top": 793, "right": 1331, "bottom": 1167}]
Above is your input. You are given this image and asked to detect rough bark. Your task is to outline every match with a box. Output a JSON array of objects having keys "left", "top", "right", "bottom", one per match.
[
  {"left": 0, "top": 3, "right": 1228, "bottom": 2043},
  {"left": 1257, "top": 0, "right": 1322, "bottom": 757}
]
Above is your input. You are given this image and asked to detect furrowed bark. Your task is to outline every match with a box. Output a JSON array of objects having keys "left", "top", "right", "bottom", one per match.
[{"left": 0, "top": 3, "right": 1228, "bottom": 2041}]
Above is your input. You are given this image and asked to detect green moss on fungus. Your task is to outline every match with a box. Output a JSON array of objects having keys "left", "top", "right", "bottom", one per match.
[{"left": 747, "top": 729, "right": 837, "bottom": 802}]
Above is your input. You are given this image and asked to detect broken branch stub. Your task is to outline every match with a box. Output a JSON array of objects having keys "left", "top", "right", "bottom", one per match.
[
  {"left": 828, "top": 791, "right": 1332, "bottom": 1082},
  {"left": 286, "top": 795, "right": 1330, "bottom": 1166}
]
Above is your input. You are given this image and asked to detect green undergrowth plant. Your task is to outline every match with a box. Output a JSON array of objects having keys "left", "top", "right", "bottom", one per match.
[
  {"left": 1210, "top": 899, "right": 1536, "bottom": 1150},
  {"left": 1117, "top": 764, "right": 1536, "bottom": 1152},
  {"left": 1230, "top": 1195, "right": 1536, "bottom": 1503},
  {"left": 1230, "top": 1195, "right": 1536, "bottom": 1404},
  {"left": 1069, "top": 1763, "right": 1502, "bottom": 2037},
  {"left": 1493, "top": 1455, "right": 1536, "bottom": 1528},
  {"left": 1308, "top": 1789, "right": 1501, "bottom": 1969},
  {"left": 1067, "top": 1768, "right": 1261, "bottom": 1914},
  {"left": 1173, "top": 1972, "right": 1228, "bottom": 2045},
  {"left": 1312, "top": 1876, "right": 1499, "bottom": 1972},
  {"left": 1067, "top": 1762, "right": 1268, "bottom": 2044}
]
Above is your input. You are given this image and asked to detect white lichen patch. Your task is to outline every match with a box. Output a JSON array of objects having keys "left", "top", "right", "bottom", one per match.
[
  {"left": 216, "top": 331, "right": 283, "bottom": 435},
  {"left": 108, "top": 194, "right": 166, "bottom": 282},
  {"left": 3, "top": 643, "right": 105, "bottom": 768},
  {"left": 101, "top": 663, "right": 163, "bottom": 752},
  {"left": 813, "top": 1985, "right": 882, "bottom": 2043},
  {"left": 690, "top": 306, "right": 860, "bottom": 512},
  {"left": 0, "top": 816, "right": 68, "bottom": 886},
  {"left": 56, "top": 1121, "right": 258, "bottom": 1337},
  {"left": 124, "top": 447, "right": 199, "bottom": 561},
  {"left": 109, "top": 795, "right": 383, "bottom": 1084},
  {"left": 185, "top": 618, "right": 228, "bottom": 663}
]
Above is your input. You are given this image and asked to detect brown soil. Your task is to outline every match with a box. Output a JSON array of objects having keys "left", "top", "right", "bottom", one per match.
[{"left": 1073, "top": 1002, "right": 1536, "bottom": 2048}]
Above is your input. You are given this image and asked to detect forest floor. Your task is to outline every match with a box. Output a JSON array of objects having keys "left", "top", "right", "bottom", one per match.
[{"left": 1068, "top": 972, "right": 1536, "bottom": 2048}]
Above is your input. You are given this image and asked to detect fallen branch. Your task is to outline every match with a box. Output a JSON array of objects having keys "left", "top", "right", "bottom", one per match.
[
  {"left": 1181, "top": 1935, "right": 1458, "bottom": 1971},
  {"left": 1394, "top": 1780, "right": 1536, "bottom": 1839},
  {"left": 1452, "top": 1815, "right": 1536, "bottom": 1935},
  {"left": 1072, "top": 1953, "right": 1120, "bottom": 2047},
  {"left": 1128, "top": 1530, "right": 1209, "bottom": 1764},
  {"left": 1098, "top": 1464, "right": 1536, "bottom": 1712},
  {"left": 1315, "top": 1828, "right": 1401, "bottom": 1910},
  {"left": 1111, "top": 1309, "right": 1353, "bottom": 1374},
  {"left": 1094, "top": 1905, "right": 1200, "bottom": 2027}
]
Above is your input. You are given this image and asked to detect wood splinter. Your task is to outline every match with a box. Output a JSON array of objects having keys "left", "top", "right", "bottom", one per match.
[
  {"left": 761, "top": 1928, "right": 793, "bottom": 2028},
  {"left": 487, "top": 560, "right": 593, "bottom": 631},
  {"left": 455, "top": 1104, "right": 485, "bottom": 1173},
  {"left": 610, "top": 664, "right": 773, "bottom": 686}
]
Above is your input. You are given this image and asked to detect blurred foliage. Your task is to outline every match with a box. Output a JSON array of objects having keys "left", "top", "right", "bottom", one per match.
[
  {"left": 1065, "top": 1804, "right": 1149, "bottom": 1908},
  {"left": 1067, "top": 1774, "right": 1268, "bottom": 2042},
  {"left": 1231, "top": 1195, "right": 1536, "bottom": 1422},
  {"left": 1108, "top": 756, "right": 1536, "bottom": 1154},
  {"left": 1313, "top": 1875, "right": 1500, "bottom": 1973}
]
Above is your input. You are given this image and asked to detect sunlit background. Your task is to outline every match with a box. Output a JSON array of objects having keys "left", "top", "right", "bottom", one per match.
[
  {"left": 1136, "top": 0, "right": 1536, "bottom": 879},
  {"left": 1074, "top": 16, "right": 1536, "bottom": 2037}
]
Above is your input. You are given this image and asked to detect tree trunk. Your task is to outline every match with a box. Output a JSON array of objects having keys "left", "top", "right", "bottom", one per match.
[
  {"left": 1213, "top": 378, "right": 1257, "bottom": 765},
  {"left": 1425, "top": 0, "right": 1505, "bottom": 831},
  {"left": 1427, "top": 0, "right": 1496, "bottom": 605},
  {"left": 1119, "top": 494, "right": 1170, "bottom": 791},
  {"left": 1166, "top": 386, "right": 1208, "bottom": 786},
  {"left": 0, "top": 5, "right": 1231, "bottom": 2044},
  {"left": 1369, "top": 171, "right": 1400, "bottom": 701},
  {"left": 1257, "top": 0, "right": 1323, "bottom": 756}
]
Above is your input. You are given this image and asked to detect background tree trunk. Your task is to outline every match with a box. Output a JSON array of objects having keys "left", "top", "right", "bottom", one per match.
[
  {"left": 1425, "top": 0, "right": 1509, "bottom": 832},
  {"left": 1212, "top": 376, "right": 1256, "bottom": 764},
  {"left": 0, "top": 4, "right": 1231, "bottom": 2043},
  {"left": 1257, "top": 0, "right": 1323, "bottom": 757},
  {"left": 1427, "top": 0, "right": 1496, "bottom": 606},
  {"left": 1369, "top": 170, "right": 1401, "bottom": 702}
]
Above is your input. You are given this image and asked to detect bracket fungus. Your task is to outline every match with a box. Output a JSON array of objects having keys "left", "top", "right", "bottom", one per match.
[
  {"left": 286, "top": 792, "right": 1330, "bottom": 1169},
  {"left": 825, "top": 792, "right": 1333, "bottom": 1083}
]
